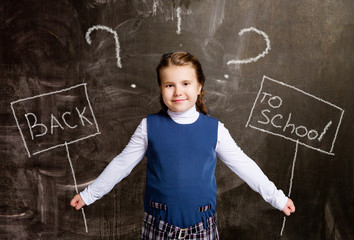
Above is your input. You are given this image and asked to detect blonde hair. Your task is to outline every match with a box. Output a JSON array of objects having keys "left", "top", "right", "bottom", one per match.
[{"left": 156, "top": 51, "right": 208, "bottom": 115}]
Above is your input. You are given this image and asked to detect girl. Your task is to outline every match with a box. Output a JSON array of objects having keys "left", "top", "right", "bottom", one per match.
[{"left": 71, "top": 52, "right": 295, "bottom": 239}]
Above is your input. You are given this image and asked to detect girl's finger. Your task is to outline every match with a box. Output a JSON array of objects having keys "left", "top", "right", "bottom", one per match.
[
  {"left": 284, "top": 208, "right": 291, "bottom": 216},
  {"left": 288, "top": 199, "right": 295, "bottom": 213},
  {"left": 290, "top": 204, "right": 295, "bottom": 213},
  {"left": 70, "top": 199, "right": 77, "bottom": 207},
  {"left": 70, "top": 194, "right": 81, "bottom": 207}
]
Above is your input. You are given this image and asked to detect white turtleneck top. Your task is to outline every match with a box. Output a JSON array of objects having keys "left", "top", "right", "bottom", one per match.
[{"left": 80, "top": 106, "right": 288, "bottom": 211}]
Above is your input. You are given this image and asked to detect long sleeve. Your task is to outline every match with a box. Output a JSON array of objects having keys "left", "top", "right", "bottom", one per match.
[
  {"left": 80, "top": 118, "right": 148, "bottom": 205},
  {"left": 215, "top": 122, "right": 288, "bottom": 211}
]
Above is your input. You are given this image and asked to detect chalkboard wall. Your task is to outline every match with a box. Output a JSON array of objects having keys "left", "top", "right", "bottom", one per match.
[{"left": 1, "top": 0, "right": 353, "bottom": 239}]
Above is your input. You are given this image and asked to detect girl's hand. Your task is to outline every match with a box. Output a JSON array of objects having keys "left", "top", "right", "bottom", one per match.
[
  {"left": 70, "top": 193, "right": 86, "bottom": 210},
  {"left": 282, "top": 198, "right": 295, "bottom": 216}
]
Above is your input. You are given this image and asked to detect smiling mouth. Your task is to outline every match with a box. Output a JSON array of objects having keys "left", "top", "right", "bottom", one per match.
[{"left": 172, "top": 99, "right": 186, "bottom": 102}]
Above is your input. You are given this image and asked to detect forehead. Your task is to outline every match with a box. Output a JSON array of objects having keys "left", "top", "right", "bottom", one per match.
[{"left": 160, "top": 65, "right": 196, "bottom": 82}]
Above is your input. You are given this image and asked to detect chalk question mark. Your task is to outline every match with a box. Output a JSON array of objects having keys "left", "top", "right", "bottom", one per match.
[
  {"left": 85, "top": 25, "right": 122, "bottom": 68},
  {"left": 227, "top": 27, "right": 271, "bottom": 65}
]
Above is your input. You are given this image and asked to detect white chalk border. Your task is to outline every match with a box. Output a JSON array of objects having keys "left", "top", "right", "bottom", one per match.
[
  {"left": 245, "top": 75, "right": 344, "bottom": 156},
  {"left": 10, "top": 83, "right": 101, "bottom": 157}
]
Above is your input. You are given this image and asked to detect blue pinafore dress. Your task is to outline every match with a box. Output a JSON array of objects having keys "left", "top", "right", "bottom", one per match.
[{"left": 141, "top": 111, "right": 219, "bottom": 240}]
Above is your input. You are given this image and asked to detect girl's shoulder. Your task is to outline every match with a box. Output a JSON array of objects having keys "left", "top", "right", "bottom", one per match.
[
  {"left": 201, "top": 112, "right": 219, "bottom": 122},
  {"left": 147, "top": 110, "right": 168, "bottom": 119}
]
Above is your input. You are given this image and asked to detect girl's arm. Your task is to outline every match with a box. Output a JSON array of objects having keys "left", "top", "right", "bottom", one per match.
[
  {"left": 216, "top": 122, "right": 294, "bottom": 214},
  {"left": 73, "top": 118, "right": 148, "bottom": 208}
]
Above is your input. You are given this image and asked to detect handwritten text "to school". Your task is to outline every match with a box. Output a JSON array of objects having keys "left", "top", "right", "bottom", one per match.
[
  {"left": 246, "top": 76, "right": 344, "bottom": 155},
  {"left": 257, "top": 92, "right": 331, "bottom": 141}
]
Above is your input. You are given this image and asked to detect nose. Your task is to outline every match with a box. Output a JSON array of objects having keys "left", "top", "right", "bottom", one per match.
[{"left": 173, "top": 85, "right": 182, "bottom": 96}]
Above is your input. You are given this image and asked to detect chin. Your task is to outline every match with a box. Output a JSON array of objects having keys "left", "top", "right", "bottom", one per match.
[
  {"left": 167, "top": 101, "right": 194, "bottom": 112},
  {"left": 170, "top": 108, "right": 183, "bottom": 112},
  {"left": 169, "top": 106, "right": 188, "bottom": 112}
]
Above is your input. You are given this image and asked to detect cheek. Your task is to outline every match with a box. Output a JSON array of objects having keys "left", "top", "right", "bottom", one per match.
[{"left": 161, "top": 88, "right": 171, "bottom": 99}]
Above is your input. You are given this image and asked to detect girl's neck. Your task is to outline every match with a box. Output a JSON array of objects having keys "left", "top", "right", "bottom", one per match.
[{"left": 167, "top": 106, "right": 199, "bottom": 124}]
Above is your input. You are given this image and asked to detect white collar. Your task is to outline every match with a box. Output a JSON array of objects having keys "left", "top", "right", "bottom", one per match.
[{"left": 167, "top": 106, "right": 199, "bottom": 124}]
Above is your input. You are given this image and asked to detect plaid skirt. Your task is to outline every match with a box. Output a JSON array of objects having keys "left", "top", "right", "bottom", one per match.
[{"left": 141, "top": 212, "right": 219, "bottom": 240}]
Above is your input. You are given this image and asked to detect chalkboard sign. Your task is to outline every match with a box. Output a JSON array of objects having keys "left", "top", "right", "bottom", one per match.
[{"left": 1, "top": 0, "right": 353, "bottom": 239}]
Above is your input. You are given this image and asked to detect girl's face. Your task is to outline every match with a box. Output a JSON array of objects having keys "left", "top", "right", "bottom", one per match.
[{"left": 159, "top": 65, "right": 202, "bottom": 112}]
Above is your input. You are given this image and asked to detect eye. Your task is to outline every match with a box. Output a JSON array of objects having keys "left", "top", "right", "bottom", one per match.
[
  {"left": 183, "top": 82, "right": 190, "bottom": 86},
  {"left": 165, "top": 84, "right": 174, "bottom": 88}
]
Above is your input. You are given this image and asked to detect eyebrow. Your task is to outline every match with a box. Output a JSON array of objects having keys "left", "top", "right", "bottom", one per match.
[{"left": 161, "top": 79, "right": 194, "bottom": 86}]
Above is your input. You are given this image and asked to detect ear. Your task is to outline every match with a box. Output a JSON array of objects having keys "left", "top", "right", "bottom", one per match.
[{"left": 197, "top": 83, "right": 202, "bottom": 95}]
